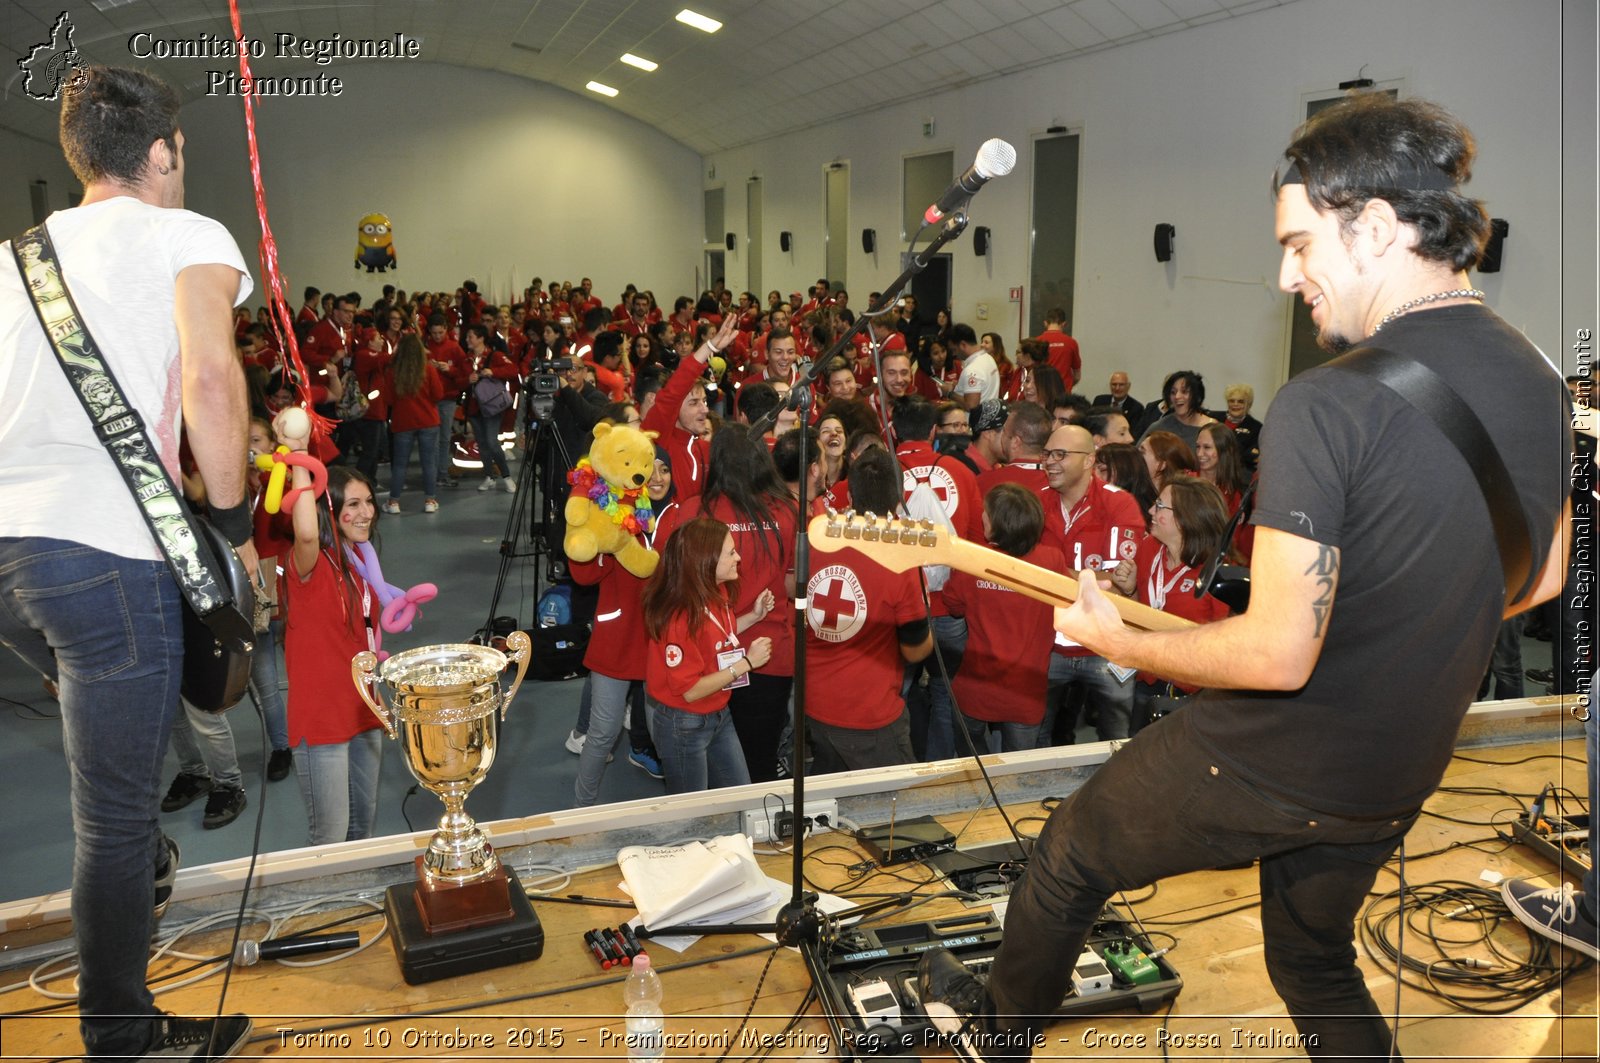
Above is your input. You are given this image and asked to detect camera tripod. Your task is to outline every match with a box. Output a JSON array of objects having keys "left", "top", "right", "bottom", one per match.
[{"left": 479, "top": 398, "right": 575, "bottom": 640}]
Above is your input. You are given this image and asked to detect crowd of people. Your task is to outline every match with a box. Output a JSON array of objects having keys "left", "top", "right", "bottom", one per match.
[
  {"left": 221, "top": 253, "right": 1580, "bottom": 809},
  {"left": 211, "top": 267, "right": 1294, "bottom": 812}
]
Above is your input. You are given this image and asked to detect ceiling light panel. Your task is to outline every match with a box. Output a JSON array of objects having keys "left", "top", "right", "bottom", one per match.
[{"left": 676, "top": 9, "right": 723, "bottom": 33}]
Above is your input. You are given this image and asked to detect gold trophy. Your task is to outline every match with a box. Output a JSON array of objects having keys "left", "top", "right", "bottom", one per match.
[{"left": 353, "top": 634, "right": 543, "bottom": 983}]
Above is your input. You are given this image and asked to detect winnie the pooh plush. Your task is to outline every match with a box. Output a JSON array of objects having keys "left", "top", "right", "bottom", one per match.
[{"left": 565, "top": 422, "right": 661, "bottom": 579}]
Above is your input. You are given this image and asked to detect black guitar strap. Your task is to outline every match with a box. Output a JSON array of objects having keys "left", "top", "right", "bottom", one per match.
[
  {"left": 10, "top": 222, "right": 253, "bottom": 651},
  {"left": 1339, "top": 345, "right": 1537, "bottom": 607}
]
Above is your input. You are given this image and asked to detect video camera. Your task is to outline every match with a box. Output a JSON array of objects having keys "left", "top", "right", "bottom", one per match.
[{"left": 525, "top": 357, "right": 574, "bottom": 422}]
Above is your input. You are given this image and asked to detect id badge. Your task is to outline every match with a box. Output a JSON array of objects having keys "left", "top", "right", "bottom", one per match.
[{"left": 718, "top": 648, "right": 750, "bottom": 689}]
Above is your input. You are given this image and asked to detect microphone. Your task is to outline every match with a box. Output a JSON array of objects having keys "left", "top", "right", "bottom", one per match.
[
  {"left": 234, "top": 931, "right": 361, "bottom": 966},
  {"left": 923, "top": 139, "right": 1017, "bottom": 225}
]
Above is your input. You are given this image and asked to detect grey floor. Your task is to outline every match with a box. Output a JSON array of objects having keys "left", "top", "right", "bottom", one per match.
[
  {"left": 0, "top": 451, "right": 667, "bottom": 904},
  {"left": 0, "top": 446, "right": 1558, "bottom": 904}
]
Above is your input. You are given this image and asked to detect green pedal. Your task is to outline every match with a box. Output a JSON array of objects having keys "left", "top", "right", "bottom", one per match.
[{"left": 1103, "top": 942, "right": 1161, "bottom": 985}]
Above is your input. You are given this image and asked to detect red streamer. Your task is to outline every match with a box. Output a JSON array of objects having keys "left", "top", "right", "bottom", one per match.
[{"left": 227, "top": 0, "right": 334, "bottom": 449}]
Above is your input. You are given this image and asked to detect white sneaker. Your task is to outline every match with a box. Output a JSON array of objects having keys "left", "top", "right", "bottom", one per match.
[
  {"left": 503, "top": 477, "right": 517, "bottom": 494},
  {"left": 564, "top": 730, "right": 586, "bottom": 755},
  {"left": 383, "top": 499, "right": 401, "bottom": 514},
  {"left": 477, "top": 478, "right": 497, "bottom": 492},
  {"left": 423, "top": 499, "right": 439, "bottom": 513}
]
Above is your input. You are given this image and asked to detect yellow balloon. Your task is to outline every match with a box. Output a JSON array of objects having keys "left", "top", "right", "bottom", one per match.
[{"left": 264, "top": 446, "right": 290, "bottom": 513}]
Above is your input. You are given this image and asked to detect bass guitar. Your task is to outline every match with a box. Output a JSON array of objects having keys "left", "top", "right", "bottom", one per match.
[{"left": 806, "top": 511, "right": 1195, "bottom": 633}]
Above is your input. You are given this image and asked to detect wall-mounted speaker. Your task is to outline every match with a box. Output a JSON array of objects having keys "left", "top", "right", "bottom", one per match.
[
  {"left": 862, "top": 228, "right": 876, "bottom": 253},
  {"left": 780, "top": 231, "right": 792, "bottom": 253},
  {"left": 725, "top": 232, "right": 736, "bottom": 251},
  {"left": 29, "top": 180, "right": 48, "bottom": 224},
  {"left": 1477, "top": 218, "right": 1509, "bottom": 273},
  {"left": 973, "top": 226, "right": 990, "bottom": 256},
  {"left": 1153, "top": 223, "right": 1176, "bottom": 263}
]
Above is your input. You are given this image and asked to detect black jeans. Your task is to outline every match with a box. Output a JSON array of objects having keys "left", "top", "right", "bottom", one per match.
[
  {"left": 988, "top": 711, "right": 1417, "bottom": 1061},
  {"left": 728, "top": 672, "right": 793, "bottom": 784}
]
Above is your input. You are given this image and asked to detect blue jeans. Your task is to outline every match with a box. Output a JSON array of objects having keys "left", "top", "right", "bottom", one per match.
[
  {"left": 574, "top": 672, "right": 638, "bottom": 807},
  {"left": 903, "top": 616, "right": 966, "bottom": 760},
  {"left": 295, "top": 729, "right": 383, "bottom": 846},
  {"left": 389, "top": 425, "right": 439, "bottom": 501},
  {"left": 438, "top": 399, "right": 460, "bottom": 477},
  {"left": 249, "top": 618, "right": 289, "bottom": 752},
  {"left": 470, "top": 412, "right": 511, "bottom": 479},
  {"left": 1040, "top": 652, "right": 1134, "bottom": 744},
  {"left": 989, "top": 711, "right": 1416, "bottom": 1058},
  {"left": 956, "top": 710, "right": 1039, "bottom": 755},
  {"left": 0, "top": 538, "right": 183, "bottom": 1059},
  {"left": 169, "top": 700, "right": 242, "bottom": 789},
  {"left": 648, "top": 700, "right": 750, "bottom": 794}
]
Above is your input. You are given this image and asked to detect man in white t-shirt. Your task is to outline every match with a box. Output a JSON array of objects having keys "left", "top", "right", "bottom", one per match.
[
  {"left": 950, "top": 323, "right": 999, "bottom": 408},
  {"left": 0, "top": 66, "right": 255, "bottom": 1062}
]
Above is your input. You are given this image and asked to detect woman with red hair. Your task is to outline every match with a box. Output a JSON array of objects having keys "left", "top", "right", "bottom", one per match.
[{"left": 641, "top": 516, "right": 774, "bottom": 794}]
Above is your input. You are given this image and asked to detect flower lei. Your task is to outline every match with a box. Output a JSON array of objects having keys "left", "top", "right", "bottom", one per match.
[{"left": 568, "top": 457, "right": 654, "bottom": 536}]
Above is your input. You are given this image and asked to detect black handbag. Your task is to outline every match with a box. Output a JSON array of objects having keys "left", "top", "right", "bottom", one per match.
[{"left": 11, "top": 223, "right": 255, "bottom": 713}]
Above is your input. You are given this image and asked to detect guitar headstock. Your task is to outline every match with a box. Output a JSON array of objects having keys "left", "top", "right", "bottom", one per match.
[{"left": 806, "top": 511, "right": 952, "bottom": 572}]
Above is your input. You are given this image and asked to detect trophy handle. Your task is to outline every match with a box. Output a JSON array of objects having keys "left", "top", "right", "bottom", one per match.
[
  {"left": 351, "top": 650, "right": 396, "bottom": 736},
  {"left": 499, "top": 630, "right": 533, "bottom": 720}
]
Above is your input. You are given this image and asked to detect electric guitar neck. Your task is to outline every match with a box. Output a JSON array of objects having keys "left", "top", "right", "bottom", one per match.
[{"left": 806, "top": 512, "right": 1195, "bottom": 633}]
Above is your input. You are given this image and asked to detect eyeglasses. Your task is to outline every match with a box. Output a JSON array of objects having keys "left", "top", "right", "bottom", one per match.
[
  {"left": 1151, "top": 500, "right": 1174, "bottom": 513},
  {"left": 1043, "top": 449, "right": 1093, "bottom": 462},
  {"left": 940, "top": 421, "right": 970, "bottom": 431}
]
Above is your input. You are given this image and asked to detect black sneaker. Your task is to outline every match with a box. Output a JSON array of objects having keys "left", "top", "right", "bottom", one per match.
[
  {"left": 160, "top": 772, "right": 213, "bottom": 813},
  {"left": 266, "top": 747, "right": 293, "bottom": 782},
  {"left": 917, "top": 948, "right": 993, "bottom": 1061},
  {"left": 142, "top": 1013, "right": 252, "bottom": 1060},
  {"left": 153, "top": 834, "right": 180, "bottom": 919},
  {"left": 1501, "top": 878, "right": 1600, "bottom": 960},
  {"left": 202, "top": 785, "right": 246, "bottom": 830}
]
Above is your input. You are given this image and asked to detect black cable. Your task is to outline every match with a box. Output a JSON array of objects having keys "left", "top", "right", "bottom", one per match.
[
  {"left": 1451, "top": 751, "right": 1586, "bottom": 766},
  {"left": 1358, "top": 878, "right": 1592, "bottom": 1013}
]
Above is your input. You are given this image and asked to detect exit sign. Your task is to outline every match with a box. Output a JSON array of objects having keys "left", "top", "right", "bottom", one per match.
[{"left": 1008, "top": 287, "right": 1022, "bottom": 302}]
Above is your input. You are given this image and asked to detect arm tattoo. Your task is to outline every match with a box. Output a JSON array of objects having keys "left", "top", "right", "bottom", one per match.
[{"left": 1304, "top": 545, "right": 1338, "bottom": 638}]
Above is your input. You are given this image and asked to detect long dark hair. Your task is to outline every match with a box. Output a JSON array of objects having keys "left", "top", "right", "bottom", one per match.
[
  {"left": 1198, "top": 422, "right": 1250, "bottom": 497},
  {"left": 1095, "top": 443, "right": 1158, "bottom": 523},
  {"left": 641, "top": 517, "right": 732, "bottom": 640},
  {"left": 392, "top": 334, "right": 426, "bottom": 397},
  {"left": 318, "top": 466, "right": 381, "bottom": 631},
  {"left": 1165, "top": 478, "right": 1230, "bottom": 569},
  {"left": 1029, "top": 364, "right": 1069, "bottom": 416},
  {"left": 700, "top": 423, "right": 788, "bottom": 563}
]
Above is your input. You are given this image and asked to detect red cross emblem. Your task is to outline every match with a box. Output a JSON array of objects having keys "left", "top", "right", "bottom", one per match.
[
  {"left": 807, "top": 565, "right": 867, "bottom": 642},
  {"left": 812, "top": 578, "right": 858, "bottom": 631}
]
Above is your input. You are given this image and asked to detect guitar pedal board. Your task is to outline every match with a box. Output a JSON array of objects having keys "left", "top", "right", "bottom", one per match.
[{"left": 805, "top": 908, "right": 1182, "bottom": 1058}]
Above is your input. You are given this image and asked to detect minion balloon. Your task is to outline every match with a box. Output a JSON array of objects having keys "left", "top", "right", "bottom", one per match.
[{"left": 355, "top": 213, "right": 397, "bottom": 272}]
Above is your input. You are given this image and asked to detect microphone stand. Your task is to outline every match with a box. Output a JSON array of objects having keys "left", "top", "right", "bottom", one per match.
[{"left": 639, "top": 212, "right": 975, "bottom": 950}]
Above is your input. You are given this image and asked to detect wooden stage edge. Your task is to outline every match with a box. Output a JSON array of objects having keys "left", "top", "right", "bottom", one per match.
[{"left": 1, "top": 695, "right": 1595, "bottom": 1061}]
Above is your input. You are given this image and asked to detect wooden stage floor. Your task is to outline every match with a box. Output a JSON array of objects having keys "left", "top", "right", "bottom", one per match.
[{"left": 2, "top": 735, "right": 1595, "bottom": 1062}]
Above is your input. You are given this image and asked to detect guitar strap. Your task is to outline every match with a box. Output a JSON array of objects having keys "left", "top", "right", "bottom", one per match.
[
  {"left": 1338, "top": 345, "right": 1537, "bottom": 607},
  {"left": 10, "top": 222, "right": 253, "bottom": 650}
]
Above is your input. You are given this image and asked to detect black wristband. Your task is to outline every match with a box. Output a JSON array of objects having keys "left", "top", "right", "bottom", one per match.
[{"left": 208, "top": 501, "right": 254, "bottom": 549}]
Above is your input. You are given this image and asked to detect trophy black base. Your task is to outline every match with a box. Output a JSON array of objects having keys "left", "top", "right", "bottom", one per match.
[{"left": 384, "top": 867, "right": 543, "bottom": 985}]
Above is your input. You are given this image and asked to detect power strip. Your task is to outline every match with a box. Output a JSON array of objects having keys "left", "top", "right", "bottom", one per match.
[{"left": 742, "top": 799, "right": 839, "bottom": 843}]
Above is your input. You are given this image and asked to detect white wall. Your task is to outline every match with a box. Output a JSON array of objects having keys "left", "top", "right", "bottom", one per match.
[
  {"left": 706, "top": 0, "right": 1583, "bottom": 412},
  {"left": 177, "top": 62, "right": 705, "bottom": 309},
  {"left": 0, "top": 127, "right": 79, "bottom": 241}
]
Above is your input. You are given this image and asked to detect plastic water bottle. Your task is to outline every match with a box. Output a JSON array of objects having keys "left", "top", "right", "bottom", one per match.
[{"left": 624, "top": 951, "right": 665, "bottom": 1061}]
